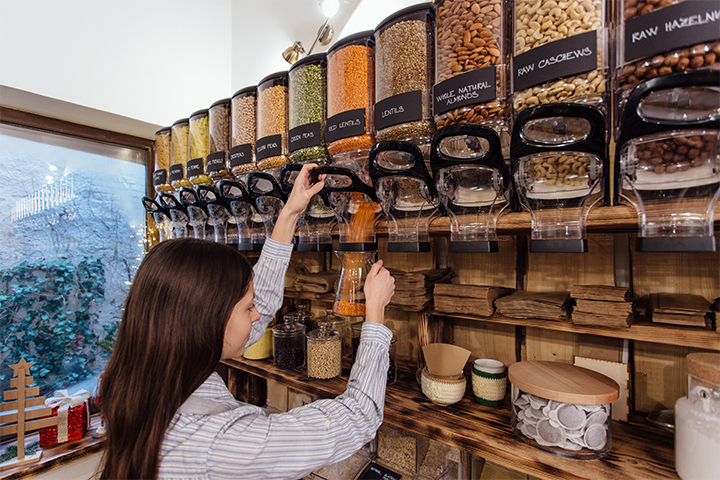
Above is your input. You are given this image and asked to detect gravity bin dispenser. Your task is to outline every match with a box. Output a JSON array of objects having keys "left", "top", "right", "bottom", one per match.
[
  {"left": 217, "top": 179, "right": 265, "bottom": 251},
  {"left": 430, "top": 125, "right": 510, "bottom": 253},
  {"left": 616, "top": 70, "right": 720, "bottom": 252},
  {"left": 312, "top": 164, "right": 382, "bottom": 317},
  {"left": 280, "top": 163, "right": 335, "bottom": 251},
  {"left": 511, "top": 104, "right": 607, "bottom": 253},
  {"left": 246, "top": 171, "right": 288, "bottom": 242},
  {"left": 369, "top": 141, "right": 439, "bottom": 252},
  {"left": 196, "top": 184, "right": 232, "bottom": 244},
  {"left": 157, "top": 192, "right": 190, "bottom": 239},
  {"left": 142, "top": 197, "right": 172, "bottom": 243},
  {"left": 178, "top": 186, "right": 210, "bottom": 240}
]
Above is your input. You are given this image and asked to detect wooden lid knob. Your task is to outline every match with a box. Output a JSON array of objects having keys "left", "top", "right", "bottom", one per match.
[{"left": 508, "top": 361, "right": 619, "bottom": 405}]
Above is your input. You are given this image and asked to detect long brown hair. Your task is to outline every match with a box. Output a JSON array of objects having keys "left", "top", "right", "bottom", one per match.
[{"left": 99, "top": 238, "right": 253, "bottom": 479}]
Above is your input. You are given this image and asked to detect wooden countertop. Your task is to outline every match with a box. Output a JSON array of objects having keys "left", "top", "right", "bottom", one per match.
[{"left": 223, "top": 357, "right": 678, "bottom": 480}]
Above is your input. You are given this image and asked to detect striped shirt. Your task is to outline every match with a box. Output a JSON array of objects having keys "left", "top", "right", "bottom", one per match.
[{"left": 157, "top": 238, "right": 392, "bottom": 480}]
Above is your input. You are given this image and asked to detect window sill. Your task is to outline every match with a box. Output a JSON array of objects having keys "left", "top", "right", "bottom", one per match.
[{"left": 0, "top": 414, "right": 104, "bottom": 479}]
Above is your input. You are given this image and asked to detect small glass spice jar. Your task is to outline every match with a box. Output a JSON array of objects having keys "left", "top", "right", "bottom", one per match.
[
  {"left": 207, "top": 98, "right": 233, "bottom": 182},
  {"left": 188, "top": 109, "right": 212, "bottom": 186},
  {"left": 230, "top": 86, "right": 258, "bottom": 179},
  {"left": 419, "top": 366, "right": 466, "bottom": 406},
  {"left": 307, "top": 321, "right": 342, "bottom": 380},
  {"left": 153, "top": 127, "right": 173, "bottom": 194},
  {"left": 256, "top": 71, "right": 290, "bottom": 174},
  {"left": 170, "top": 118, "right": 192, "bottom": 190},
  {"left": 273, "top": 319, "right": 306, "bottom": 369}
]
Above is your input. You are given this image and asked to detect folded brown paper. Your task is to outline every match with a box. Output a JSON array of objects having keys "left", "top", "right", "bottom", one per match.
[{"left": 422, "top": 343, "right": 471, "bottom": 377}]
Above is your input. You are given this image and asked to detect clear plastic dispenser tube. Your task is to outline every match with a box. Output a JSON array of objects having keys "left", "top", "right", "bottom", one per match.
[
  {"left": 279, "top": 164, "right": 335, "bottom": 251},
  {"left": 431, "top": 124, "right": 511, "bottom": 253},
  {"left": 369, "top": 141, "right": 439, "bottom": 252},
  {"left": 196, "top": 184, "right": 231, "bottom": 243},
  {"left": 217, "top": 180, "right": 265, "bottom": 251},
  {"left": 177, "top": 186, "right": 209, "bottom": 240},
  {"left": 157, "top": 193, "right": 190, "bottom": 239},
  {"left": 510, "top": 104, "right": 607, "bottom": 253},
  {"left": 616, "top": 70, "right": 720, "bottom": 252},
  {"left": 142, "top": 197, "right": 172, "bottom": 243},
  {"left": 246, "top": 172, "right": 287, "bottom": 240}
]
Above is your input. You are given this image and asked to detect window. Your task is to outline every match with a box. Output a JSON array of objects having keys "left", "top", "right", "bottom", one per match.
[{"left": 0, "top": 122, "right": 147, "bottom": 397}]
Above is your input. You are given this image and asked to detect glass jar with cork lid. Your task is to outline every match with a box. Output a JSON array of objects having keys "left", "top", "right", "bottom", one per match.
[
  {"left": 306, "top": 321, "right": 342, "bottom": 380},
  {"left": 256, "top": 71, "right": 290, "bottom": 176}
]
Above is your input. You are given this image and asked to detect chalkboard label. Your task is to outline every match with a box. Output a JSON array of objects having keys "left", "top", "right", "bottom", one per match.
[
  {"left": 205, "top": 151, "right": 225, "bottom": 173},
  {"left": 357, "top": 462, "right": 403, "bottom": 480},
  {"left": 288, "top": 122, "right": 322, "bottom": 152},
  {"left": 624, "top": 1, "right": 720, "bottom": 63},
  {"left": 433, "top": 67, "right": 497, "bottom": 116},
  {"left": 326, "top": 108, "right": 366, "bottom": 143},
  {"left": 169, "top": 164, "right": 184, "bottom": 182},
  {"left": 256, "top": 134, "right": 283, "bottom": 161},
  {"left": 229, "top": 144, "right": 253, "bottom": 167},
  {"left": 374, "top": 90, "right": 423, "bottom": 131},
  {"left": 513, "top": 30, "right": 598, "bottom": 92},
  {"left": 187, "top": 157, "right": 204, "bottom": 177},
  {"left": 153, "top": 169, "right": 167, "bottom": 186}
]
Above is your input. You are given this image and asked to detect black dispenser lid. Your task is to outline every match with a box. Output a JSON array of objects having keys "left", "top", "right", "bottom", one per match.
[
  {"left": 157, "top": 192, "right": 187, "bottom": 215},
  {"left": 246, "top": 171, "right": 288, "bottom": 204},
  {"left": 142, "top": 196, "right": 168, "bottom": 217},
  {"left": 178, "top": 186, "right": 209, "bottom": 214}
]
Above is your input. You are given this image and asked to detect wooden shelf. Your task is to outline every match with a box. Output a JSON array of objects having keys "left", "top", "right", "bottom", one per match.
[
  {"left": 222, "top": 357, "right": 678, "bottom": 480},
  {"left": 429, "top": 311, "right": 720, "bottom": 351}
]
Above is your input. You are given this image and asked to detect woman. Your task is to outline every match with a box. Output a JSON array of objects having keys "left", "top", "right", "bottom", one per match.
[{"left": 99, "top": 163, "right": 395, "bottom": 479}]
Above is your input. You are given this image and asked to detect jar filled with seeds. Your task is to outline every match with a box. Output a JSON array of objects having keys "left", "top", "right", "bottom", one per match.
[
  {"left": 170, "top": 118, "right": 192, "bottom": 190},
  {"left": 273, "top": 317, "right": 306, "bottom": 369},
  {"left": 153, "top": 127, "right": 173, "bottom": 194},
  {"left": 615, "top": 0, "right": 720, "bottom": 120},
  {"left": 511, "top": 0, "right": 609, "bottom": 115},
  {"left": 326, "top": 31, "right": 376, "bottom": 164},
  {"left": 434, "top": 0, "right": 509, "bottom": 136},
  {"left": 256, "top": 71, "right": 290, "bottom": 174},
  {"left": 316, "top": 309, "right": 349, "bottom": 358},
  {"left": 188, "top": 109, "right": 212, "bottom": 186},
  {"left": 374, "top": 4, "right": 437, "bottom": 153},
  {"left": 207, "top": 98, "right": 233, "bottom": 182},
  {"left": 508, "top": 360, "right": 619, "bottom": 459},
  {"left": 289, "top": 53, "right": 330, "bottom": 165},
  {"left": 306, "top": 321, "right": 342, "bottom": 379},
  {"left": 230, "top": 86, "right": 258, "bottom": 179},
  {"left": 419, "top": 366, "right": 466, "bottom": 405}
]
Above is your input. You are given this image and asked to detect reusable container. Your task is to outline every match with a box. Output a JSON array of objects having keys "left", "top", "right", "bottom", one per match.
[
  {"left": 170, "top": 118, "right": 192, "bottom": 190},
  {"left": 374, "top": 4, "right": 437, "bottom": 150},
  {"left": 153, "top": 127, "right": 173, "bottom": 194},
  {"left": 675, "top": 352, "right": 720, "bottom": 480},
  {"left": 230, "top": 86, "right": 258, "bottom": 178},
  {"left": 434, "top": 0, "right": 509, "bottom": 135},
  {"left": 273, "top": 317, "right": 306, "bottom": 369},
  {"left": 243, "top": 326, "right": 273, "bottom": 360},
  {"left": 334, "top": 251, "right": 374, "bottom": 317},
  {"left": 508, "top": 361, "right": 619, "bottom": 459},
  {"left": 316, "top": 309, "right": 349, "bottom": 358},
  {"left": 616, "top": 70, "right": 720, "bottom": 252},
  {"left": 419, "top": 366, "right": 466, "bottom": 406},
  {"left": 188, "top": 109, "right": 212, "bottom": 186},
  {"left": 285, "top": 304, "right": 317, "bottom": 333},
  {"left": 207, "top": 98, "right": 233, "bottom": 181},
  {"left": 307, "top": 322, "right": 342, "bottom": 379},
  {"left": 288, "top": 53, "right": 330, "bottom": 164},
  {"left": 511, "top": 0, "right": 609, "bottom": 115},
  {"left": 256, "top": 72, "right": 289, "bottom": 173},
  {"left": 616, "top": 0, "right": 720, "bottom": 118},
  {"left": 471, "top": 358, "right": 507, "bottom": 406},
  {"left": 326, "top": 31, "right": 376, "bottom": 163}
]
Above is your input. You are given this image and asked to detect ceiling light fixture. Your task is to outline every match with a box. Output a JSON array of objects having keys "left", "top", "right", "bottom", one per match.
[{"left": 282, "top": 0, "right": 338, "bottom": 64}]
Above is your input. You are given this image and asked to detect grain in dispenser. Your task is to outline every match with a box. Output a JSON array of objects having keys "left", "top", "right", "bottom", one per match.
[
  {"left": 230, "top": 86, "right": 258, "bottom": 186},
  {"left": 369, "top": 141, "right": 439, "bottom": 252},
  {"left": 374, "top": 4, "right": 436, "bottom": 156},
  {"left": 170, "top": 118, "right": 192, "bottom": 190},
  {"left": 153, "top": 127, "right": 173, "bottom": 194},
  {"left": 207, "top": 98, "right": 233, "bottom": 182},
  {"left": 431, "top": 125, "right": 510, "bottom": 252},
  {"left": 256, "top": 72, "right": 289, "bottom": 177},
  {"left": 508, "top": 360, "right": 619, "bottom": 459},
  {"left": 434, "top": 0, "right": 509, "bottom": 138},
  {"left": 188, "top": 109, "right": 212, "bottom": 186},
  {"left": 616, "top": 70, "right": 720, "bottom": 252},
  {"left": 288, "top": 53, "right": 330, "bottom": 165},
  {"left": 511, "top": 104, "right": 606, "bottom": 253}
]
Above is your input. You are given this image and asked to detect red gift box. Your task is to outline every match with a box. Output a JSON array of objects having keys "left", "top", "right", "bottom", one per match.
[{"left": 39, "top": 390, "right": 91, "bottom": 447}]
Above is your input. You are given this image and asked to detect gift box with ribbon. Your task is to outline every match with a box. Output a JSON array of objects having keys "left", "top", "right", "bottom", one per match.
[{"left": 39, "top": 389, "right": 91, "bottom": 446}]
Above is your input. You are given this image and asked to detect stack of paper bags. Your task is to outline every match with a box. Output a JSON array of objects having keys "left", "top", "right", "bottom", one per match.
[
  {"left": 570, "top": 285, "right": 634, "bottom": 328},
  {"left": 387, "top": 268, "right": 455, "bottom": 312},
  {"left": 494, "top": 291, "right": 572, "bottom": 321},
  {"left": 433, "top": 284, "right": 514, "bottom": 317},
  {"left": 650, "top": 293, "right": 714, "bottom": 329}
]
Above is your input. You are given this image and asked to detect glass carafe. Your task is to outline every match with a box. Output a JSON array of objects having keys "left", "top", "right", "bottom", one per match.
[{"left": 334, "top": 251, "right": 375, "bottom": 317}]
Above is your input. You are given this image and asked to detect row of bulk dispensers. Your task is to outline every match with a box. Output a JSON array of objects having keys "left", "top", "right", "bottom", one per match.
[{"left": 143, "top": 69, "right": 720, "bottom": 321}]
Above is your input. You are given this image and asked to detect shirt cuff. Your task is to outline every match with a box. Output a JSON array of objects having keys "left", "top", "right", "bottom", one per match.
[
  {"left": 260, "top": 237, "right": 294, "bottom": 260},
  {"left": 360, "top": 322, "right": 393, "bottom": 347}
]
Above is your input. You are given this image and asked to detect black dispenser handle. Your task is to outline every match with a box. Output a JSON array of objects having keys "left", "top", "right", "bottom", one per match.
[
  {"left": 311, "top": 165, "right": 378, "bottom": 203},
  {"left": 369, "top": 141, "right": 437, "bottom": 198},
  {"left": 246, "top": 171, "right": 288, "bottom": 203},
  {"left": 430, "top": 124, "right": 507, "bottom": 185}
]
